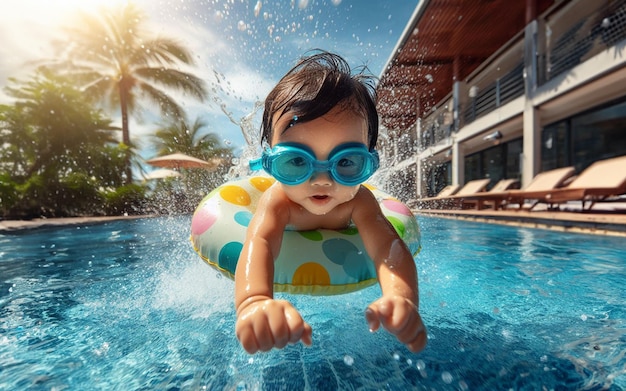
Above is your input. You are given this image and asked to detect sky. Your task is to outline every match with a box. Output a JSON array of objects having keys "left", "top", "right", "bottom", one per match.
[{"left": 0, "top": 0, "right": 419, "bottom": 164}]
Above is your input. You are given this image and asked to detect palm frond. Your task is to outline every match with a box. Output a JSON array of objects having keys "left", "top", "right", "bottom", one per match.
[
  {"left": 135, "top": 67, "right": 208, "bottom": 101},
  {"left": 131, "top": 37, "right": 195, "bottom": 66},
  {"left": 137, "top": 82, "right": 185, "bottom": 119}
]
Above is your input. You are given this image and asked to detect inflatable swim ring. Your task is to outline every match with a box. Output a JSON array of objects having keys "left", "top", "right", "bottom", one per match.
[{"left": 190, "top": 176, "right": 421, "bottom": 295}]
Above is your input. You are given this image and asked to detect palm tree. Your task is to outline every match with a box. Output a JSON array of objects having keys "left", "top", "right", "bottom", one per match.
[
  {"left": 151, "top": 116, "right": 232, "bottom": 162},
  {"left": 47, "top": 2, "right": 208, "bottom": 183}
]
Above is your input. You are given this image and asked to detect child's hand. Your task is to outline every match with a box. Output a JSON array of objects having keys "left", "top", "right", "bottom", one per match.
[
  {"left": 365, "top": 296, "right": 427, "bottom": 353},
  {"left": 235, "top": 298, "right": 313, "bottom": 354}
]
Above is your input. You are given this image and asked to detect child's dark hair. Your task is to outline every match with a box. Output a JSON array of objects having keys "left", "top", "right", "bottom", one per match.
[{"left": 261, "top": 50, "right": 379, "bottom": 150}]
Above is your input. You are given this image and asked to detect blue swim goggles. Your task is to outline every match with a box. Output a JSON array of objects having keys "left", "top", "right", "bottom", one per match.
[{"left": 249, "top": 142, "right": 380, "bottom": 186}]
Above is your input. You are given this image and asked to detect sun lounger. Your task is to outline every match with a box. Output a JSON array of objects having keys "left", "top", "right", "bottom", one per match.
[
  {"left": 457, "top": 178, "right": 520, "bottom": 209},
  {"left": 506, "top": 166, "right": 578, "bottom": 209},
  {"left": 418, "top": 179, "right": 490, "bottom": 209},
  {"left": 520, "top": 155, "right": 626, "bottom": 210},
  {"left": 456, "top": 166, "right": 576, "bottom": 210},
  {"left": 413, "top": 184, "right": 460, "bottom": 209}
]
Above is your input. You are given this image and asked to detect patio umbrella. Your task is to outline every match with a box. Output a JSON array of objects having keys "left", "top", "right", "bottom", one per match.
[
  {"left": 146, "top": 153, "right": 220, "bottom": 169},
  {"left": 142, "top": 169, "right": 182, "bottom": 180}
]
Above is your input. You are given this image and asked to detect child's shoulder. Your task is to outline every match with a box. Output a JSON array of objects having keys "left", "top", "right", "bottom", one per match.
[{"left": 355, "top": 185, "right": 379, "bottom": 203}]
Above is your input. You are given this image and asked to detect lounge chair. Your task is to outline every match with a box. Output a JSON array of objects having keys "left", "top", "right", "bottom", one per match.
[
  {"left": 418, "top": 179, "right": 490, "bottom": 209},
  {"left": 457, "top": 166, "right": 576, "bottom": 210},
  {"left": 457, "top": 178, "right": 520, "bottom": 209},
  {"left": 520, "top": 155, "right": 626, "bottom": 210},
  {"left": 414, "top": 184, "right": 460, "bottom": 209}
]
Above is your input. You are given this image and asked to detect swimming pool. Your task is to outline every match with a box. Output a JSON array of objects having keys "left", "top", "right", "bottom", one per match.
[{"left": 1, "top": 216, "right": 624, "bottom": 390}]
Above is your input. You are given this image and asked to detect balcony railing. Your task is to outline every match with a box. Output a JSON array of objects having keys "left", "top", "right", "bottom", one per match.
[
  {"left": 542, "top": 0, "right": 626, "bottom": 84},
  {"left": 462, "top": 62, "right": 524, "bottom": 126}
]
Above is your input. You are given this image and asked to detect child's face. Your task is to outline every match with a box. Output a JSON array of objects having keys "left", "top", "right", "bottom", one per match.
[{"left": 270, "top": 105, "right": 369, "bottom": 215}]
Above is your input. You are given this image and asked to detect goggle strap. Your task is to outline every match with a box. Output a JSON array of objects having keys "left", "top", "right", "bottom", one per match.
[{"left": 249, "top": 158, "right": 263, "bottom": 171}]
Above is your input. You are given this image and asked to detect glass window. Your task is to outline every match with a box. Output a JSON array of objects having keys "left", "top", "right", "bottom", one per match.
[
  {"left": 482, "top": 145, "right": 504, "bottom": 186},
  {"left": 571, "top": 99, "right": 626, "bottom": 171},
  {"left": 542, "top": 97, "right": 626, "bottom": 173},
  {"left": 465, "top": 137, "right": 522, "bottom": 189},
  {"left": 465, "top": 153, "right": 481, "bottom": 182},
  {"left": 541, "top": 121, "right": 569, "bottom": 171},
  {"left": 505, "top": 138, "right": 522, "bottom": 181}
]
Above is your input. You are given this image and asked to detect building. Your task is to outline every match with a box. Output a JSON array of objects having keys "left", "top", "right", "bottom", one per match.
[{"left": 377, "top": 0, "right": 626, "bottom": 201}]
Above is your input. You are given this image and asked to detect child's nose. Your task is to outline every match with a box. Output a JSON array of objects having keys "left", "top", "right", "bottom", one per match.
[{"left": 310, "top": 170, "right": 333, "bottom": 186}]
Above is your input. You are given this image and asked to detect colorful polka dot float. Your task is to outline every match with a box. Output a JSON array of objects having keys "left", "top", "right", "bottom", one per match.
[{"left": 190, "top": 176, "right": 421, "bottom": 295}]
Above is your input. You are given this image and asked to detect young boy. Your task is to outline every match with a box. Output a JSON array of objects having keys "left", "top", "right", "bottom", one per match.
[{"left": 235, "top": 51, "right": 427, "bottom": 354}]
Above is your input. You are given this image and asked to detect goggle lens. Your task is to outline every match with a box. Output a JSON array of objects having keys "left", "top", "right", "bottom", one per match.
[{"left": 273, "top": 151, "right": 312, "bottom": 184}]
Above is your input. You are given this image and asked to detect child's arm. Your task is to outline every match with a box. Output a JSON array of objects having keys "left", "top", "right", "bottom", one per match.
[
  {"left": 234, "top": 186, "right": 312, "bottom": 353},
  {"left": 352, "top": 187, "right": 427, "bottom": 353}
]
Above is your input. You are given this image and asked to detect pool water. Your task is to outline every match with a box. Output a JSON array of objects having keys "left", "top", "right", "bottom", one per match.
[{"left": 1, "top": 216, "right": 625, "bottom": 390}]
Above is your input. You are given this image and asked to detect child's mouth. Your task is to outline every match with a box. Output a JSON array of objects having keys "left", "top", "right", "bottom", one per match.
[{"left": 312, "top": 195, "right": 328, "bottom": 200}]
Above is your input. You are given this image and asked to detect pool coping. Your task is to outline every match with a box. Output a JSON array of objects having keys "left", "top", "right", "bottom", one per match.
[
  {"left": 0, "top": 215, "right": 158, "bottom": 232},
  {"left": 415, "top": 209, "right": 626, "bottom": 237}
]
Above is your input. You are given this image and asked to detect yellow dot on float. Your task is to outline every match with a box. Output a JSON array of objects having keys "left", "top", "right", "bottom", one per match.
[
  {"left": 249, "top": 176, "right": 275, "bottom": 192},
  {"left": 220, "top": 185, "right": 251, "bottom": 206},
  {"left": 363, "top": 183, "right": 376, "bottom": 191},
  {"left": 292, "top": 262, "right": 331, "bottom": 286}
]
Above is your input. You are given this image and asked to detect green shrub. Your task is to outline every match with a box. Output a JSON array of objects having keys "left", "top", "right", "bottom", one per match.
[{"left": 102, "top": 184, "right": 147, "bottom": 215}]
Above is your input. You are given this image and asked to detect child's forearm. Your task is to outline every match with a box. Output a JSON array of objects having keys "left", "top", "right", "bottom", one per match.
[
  {"left": 234, "top": 238, "right": 276, "bottom": 311},
  {"left": 376, "top": 239, "right": 419, "bottom": 304}
]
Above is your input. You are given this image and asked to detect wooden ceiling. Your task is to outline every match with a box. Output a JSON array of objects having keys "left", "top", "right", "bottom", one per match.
[{"left": 377, "top": 0, "right": 556, "bottom": 131}]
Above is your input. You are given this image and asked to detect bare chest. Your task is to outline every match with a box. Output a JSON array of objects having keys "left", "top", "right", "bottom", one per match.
[{"left": 287, "top": 204, "right": 353, "bottom": 231}]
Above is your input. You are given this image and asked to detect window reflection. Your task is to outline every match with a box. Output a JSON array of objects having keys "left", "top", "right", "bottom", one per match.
[{"left": 542, "top": 98, "right": 626, "bottom": 173}]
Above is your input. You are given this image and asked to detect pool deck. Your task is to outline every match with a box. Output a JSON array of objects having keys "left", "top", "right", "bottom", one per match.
[
  {"left": 414, "top": 204, "right": 626, "bottom": 237},
  {"left": 0, "top": 215, "right": 157, "bottom": 232}
]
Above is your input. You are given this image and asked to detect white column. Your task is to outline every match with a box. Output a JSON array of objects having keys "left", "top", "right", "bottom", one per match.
[
  {"left": 522, "top": 19, "right": 542, "bottom": 187},
  {"left": 452, "top": 140, "right": 465, "bottom": 185}
]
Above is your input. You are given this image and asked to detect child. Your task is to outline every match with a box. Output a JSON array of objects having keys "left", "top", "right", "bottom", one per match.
[{"left": 235, "top": 50, "right": 427, "bottom": 354}]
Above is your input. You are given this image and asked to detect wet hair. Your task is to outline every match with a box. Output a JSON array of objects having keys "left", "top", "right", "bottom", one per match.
[{"left": 261, "top": 50, "right": 379, "bottom": 150}]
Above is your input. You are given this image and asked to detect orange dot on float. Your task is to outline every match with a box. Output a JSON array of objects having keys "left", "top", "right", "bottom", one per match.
[
  {"left": 220, "top": 185, "right": 251, "bottom": 206},
  {"left": 292, "top": 262, "right": 331, "bottom": 286}
]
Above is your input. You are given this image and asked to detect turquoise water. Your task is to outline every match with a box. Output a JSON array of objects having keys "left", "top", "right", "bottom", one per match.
[{"left": 1, "top": 216, "right": 625, "bottom": 390}]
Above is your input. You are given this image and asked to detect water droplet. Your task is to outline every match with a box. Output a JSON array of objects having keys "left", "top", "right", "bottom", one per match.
[
  {"left": 441, "top": 371, "right": 453, "bottom": 384},
  {"left": 254, "top": 1, "right": 262, "bottom": 18},
  {"left": 237, "top": 21, "right": 247, "bottom": 31},
  {"left": 343, "top": 355, "right": 354, "bottom": 366}
]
